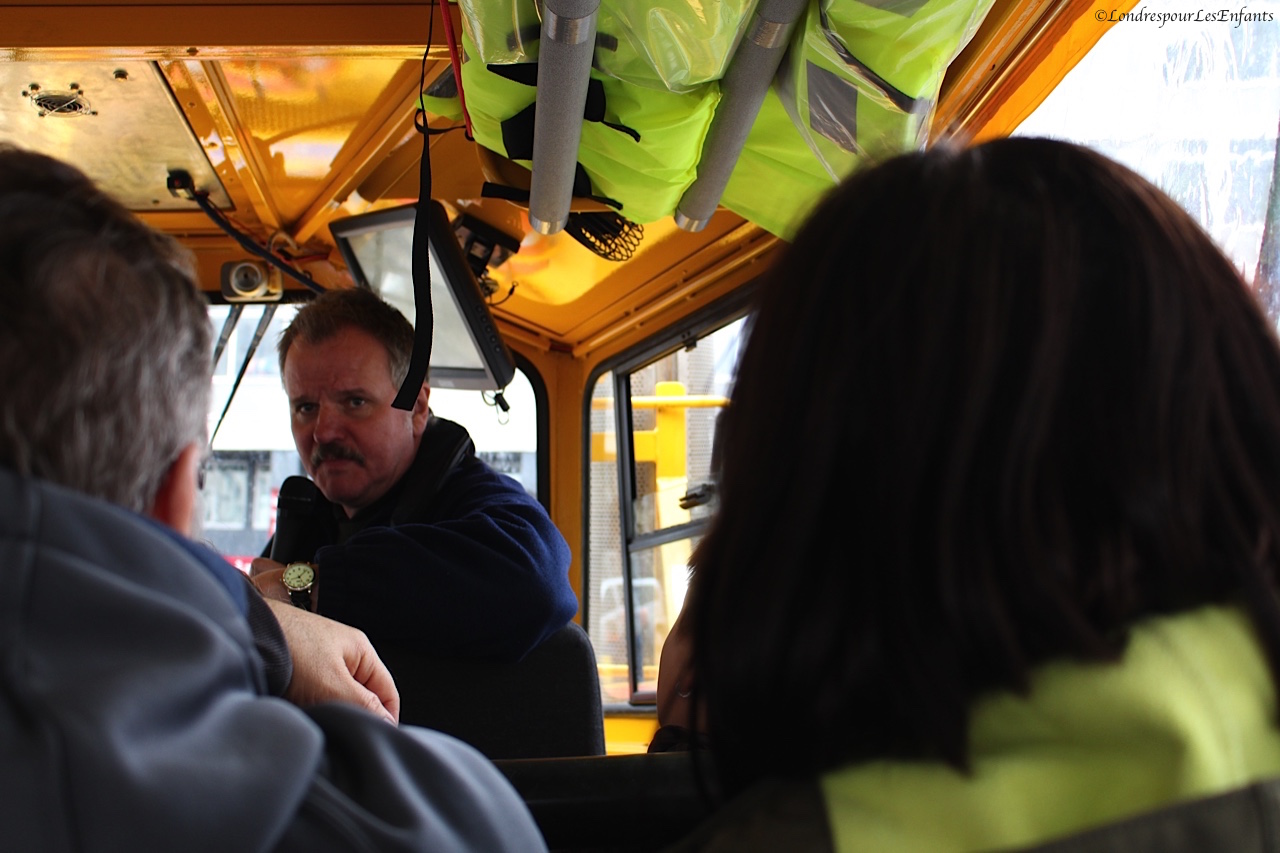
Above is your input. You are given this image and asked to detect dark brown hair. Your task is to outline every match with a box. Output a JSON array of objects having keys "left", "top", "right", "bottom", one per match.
[
  {"left": 690, "top": 137, "right": 1280, "bottom": 793},
  {"left": 278, "top": 287, "right": 415, "bottom": 384}
]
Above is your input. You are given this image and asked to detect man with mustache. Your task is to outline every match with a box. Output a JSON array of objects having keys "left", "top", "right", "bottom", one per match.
[{"left": 251, "top": 288, "right": 577, "bottom": 663}]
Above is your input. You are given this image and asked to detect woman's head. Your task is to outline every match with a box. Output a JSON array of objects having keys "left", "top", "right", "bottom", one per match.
[{"left": 691, "top": 137, "right": 1280, "bottom": 791}]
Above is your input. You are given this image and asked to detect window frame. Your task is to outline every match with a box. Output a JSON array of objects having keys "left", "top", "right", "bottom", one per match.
[
  {"left": 512, "top": 350, "right": 553, "bottom": 510},
  {"left": 582, "top": 286, "right": 757, "bottom": 708}
]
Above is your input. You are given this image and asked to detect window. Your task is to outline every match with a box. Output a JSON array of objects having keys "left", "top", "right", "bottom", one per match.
[
  {"left": 586, "top": 306, "right": 749, "bottom": 704},
  {"left": 203, "top": 458, "right": 250, "bottom": 531},
  {"left": 202, "top": 304, "right": 307, "bottom": 567},
  {"left": 429, "top": 368, "right": 541, "bottom": 497},
  {"left": 208, "top": 303, "right": 302, "bottom": 453},
  {"left": 199, "top": 450, "right": 279, "bottom": 567},
  {"left": 1014, "top": 1, "right": 1280, "bottom": 315}
]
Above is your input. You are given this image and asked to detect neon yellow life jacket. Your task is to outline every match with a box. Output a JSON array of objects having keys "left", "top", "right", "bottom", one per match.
[{"left": 439, "top": 0, "right": 996, "bottom": 238}]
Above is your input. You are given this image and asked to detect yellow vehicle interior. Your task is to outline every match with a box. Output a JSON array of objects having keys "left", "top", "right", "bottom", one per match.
[{"left": 2, "top": 0, "right": 1138, "bottom": 812}]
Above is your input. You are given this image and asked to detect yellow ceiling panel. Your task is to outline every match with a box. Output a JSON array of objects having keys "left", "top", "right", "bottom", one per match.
[{"left": 215, "top": 56, "right": 418, "bottom": 224}]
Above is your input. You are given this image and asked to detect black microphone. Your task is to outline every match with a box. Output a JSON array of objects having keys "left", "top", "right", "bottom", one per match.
[{"left": 270, "top": 476, "right": 321, "bottom": 563}]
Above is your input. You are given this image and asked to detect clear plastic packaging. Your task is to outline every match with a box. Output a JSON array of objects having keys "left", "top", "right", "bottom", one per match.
[
  {"left": 451, "top": 0, "right": 999, "bottom": 237},
  {"left": 457, "top": 0, "right": 759, "bottom": 93},
  {"left": 456, "top": 0, "right": 542, "bottom": 66},
  {"left": 458, "top": 30, "right": 721, "bottom": 225},
  {"left": 592, "top": 0, "right": 759, "bottom": 92},
  {"left": 777, "top": 0, "right": 996, "bottom": 181}
]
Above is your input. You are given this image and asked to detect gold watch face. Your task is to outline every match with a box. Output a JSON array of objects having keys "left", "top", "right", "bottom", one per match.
[{"left": 282, "top": 562, "right": 315, "bottom": 591}]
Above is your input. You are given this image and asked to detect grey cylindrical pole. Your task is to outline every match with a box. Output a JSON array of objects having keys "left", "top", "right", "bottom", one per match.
[
  {"left": 674, "top": 0, "right": 806, "bottom": 232},
  {"left": 529, "top": 0, "right": 600, "bottom": 236}
]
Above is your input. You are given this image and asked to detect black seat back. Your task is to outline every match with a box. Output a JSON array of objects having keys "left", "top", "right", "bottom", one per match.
[
  {"left": 495, "top": 752, "right": 721, "bottom": 852},
  {"left": 379, "top": 622, "right": 606, "bottom": 760}
]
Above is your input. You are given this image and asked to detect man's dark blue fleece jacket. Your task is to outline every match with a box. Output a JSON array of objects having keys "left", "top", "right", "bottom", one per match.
[{"left": 273, "top": 416, "right": 578, "bottom": 662}]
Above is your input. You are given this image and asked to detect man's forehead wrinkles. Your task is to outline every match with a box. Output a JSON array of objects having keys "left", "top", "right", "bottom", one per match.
[
  {"left": 290, "top": 383, "right": 377, "bottom": 401},
  {"left": 286, "top": 342, "right": 395, "bottom": 394}
]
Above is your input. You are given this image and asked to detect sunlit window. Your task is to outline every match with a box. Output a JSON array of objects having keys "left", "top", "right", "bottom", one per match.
[
  {"left": 587, "top": 311, "right": 748, "bottom": 705},
  {"left": 1015, "top": 0, "right": 1280, "bottom": 310}
]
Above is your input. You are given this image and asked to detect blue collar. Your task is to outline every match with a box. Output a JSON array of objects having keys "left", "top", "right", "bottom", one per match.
[{"left": 135, "top": 514, "right": 250, "bottom": 615}]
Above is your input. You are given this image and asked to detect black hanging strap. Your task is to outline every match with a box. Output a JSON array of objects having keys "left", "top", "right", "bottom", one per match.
[
  {"left": 394, "top": 102, "right": 435, "bottom": 411},
  {"left": 481, "top": 167, "right": 623, "bottom": 211}
]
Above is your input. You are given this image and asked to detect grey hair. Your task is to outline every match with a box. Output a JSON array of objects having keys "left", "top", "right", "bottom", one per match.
[{"left": 0, "top": 146, "right": 211, "bottom": 513}]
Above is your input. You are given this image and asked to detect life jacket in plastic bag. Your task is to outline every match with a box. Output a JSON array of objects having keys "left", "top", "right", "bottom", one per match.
[{"left": 441, "top": 0, "right": 995, "bottom": 238}]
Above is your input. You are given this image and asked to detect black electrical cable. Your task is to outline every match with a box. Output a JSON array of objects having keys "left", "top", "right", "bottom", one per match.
[
  {"left": 489, "top": 282, "right": 518, "bottom": 307},
  {"left": 166, "top": 170, "right": 325, "bottom": 294}
]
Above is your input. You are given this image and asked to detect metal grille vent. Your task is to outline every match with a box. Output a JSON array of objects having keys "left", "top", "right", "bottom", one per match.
[{"left": 27, "top": 90, "right": 95, "bottom": 117}]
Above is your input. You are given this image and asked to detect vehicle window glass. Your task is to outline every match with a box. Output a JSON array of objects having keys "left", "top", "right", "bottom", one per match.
[
  {"left": 429, "top": 372, "right": 538, "bottom": 496},
  {"left": 587, "top": 316, "right": 746, "bottom": 703},
  {"left": 588, "top": 371, "right": 628, "bottom": 702},
  {"left": 1014, "top": 1, "right": 1280, "bottom": 317},
  {"left": 203, "top": 305, "right": 304, "bottom": 568},
  {"left": 627, "top": 323, "right": 741, "bottom": 535},
  {"left": 204, "top": 460, "right": 250, "bottom": 530}
]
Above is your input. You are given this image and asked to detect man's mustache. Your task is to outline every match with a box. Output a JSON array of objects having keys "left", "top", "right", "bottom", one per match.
[{"left": 311, "top": 443, "right": 365, "bottom": 468}]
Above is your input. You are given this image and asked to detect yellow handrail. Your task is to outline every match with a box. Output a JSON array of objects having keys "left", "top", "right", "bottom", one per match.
[{"left": 591, "top": 394, "right": 728, "bottom": 410}]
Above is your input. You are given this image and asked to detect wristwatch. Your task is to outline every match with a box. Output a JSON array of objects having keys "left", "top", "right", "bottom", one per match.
[{"left": 281, "top": 561, "right": 316, "bottom": 611}]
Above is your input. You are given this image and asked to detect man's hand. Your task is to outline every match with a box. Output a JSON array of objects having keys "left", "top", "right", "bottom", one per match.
[
  {"left": 264, "top": 599, "right": 400, "bottom": 724},
  {"left": 250, "top": 557, "right": 290, "bottom": 604}
]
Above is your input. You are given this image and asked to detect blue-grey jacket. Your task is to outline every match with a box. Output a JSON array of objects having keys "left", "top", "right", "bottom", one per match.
[{"left": 0, "top": 467, "right": 546, "bottom": 852}]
